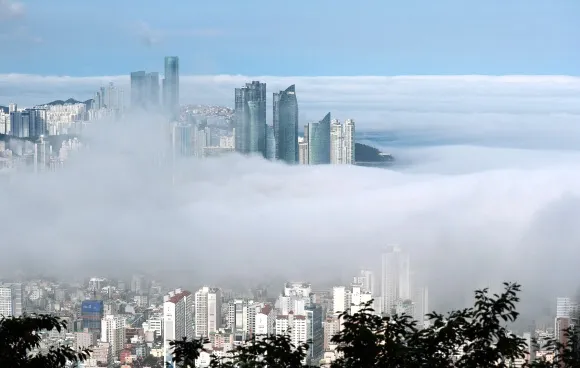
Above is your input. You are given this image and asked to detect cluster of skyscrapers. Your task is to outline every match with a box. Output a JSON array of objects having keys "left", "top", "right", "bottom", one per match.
[
  {"left": 130, "top": 56, "right": 180, "bottom": 119},
  {"left": 233, "top": 82, "right": 356, "bottom": 165}
]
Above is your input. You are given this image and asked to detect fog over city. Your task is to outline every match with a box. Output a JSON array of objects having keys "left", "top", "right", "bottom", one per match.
[{"left": 1, "top": 75, "right": 580, "bottom": 324}]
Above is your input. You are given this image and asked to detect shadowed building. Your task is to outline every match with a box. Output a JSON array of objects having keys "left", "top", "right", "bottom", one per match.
[
  {"left": 235, "top": 81, "right": 267, "bottom": 156},
  {"left": 273, "top": 85, "right": 299, "bottom": 163}
]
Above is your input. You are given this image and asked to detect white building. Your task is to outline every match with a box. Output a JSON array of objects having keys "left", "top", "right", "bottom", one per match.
[
  {"left": 0, "top": 287, "right": 12, "bottom": 316},
  {"left": 381, "top": 245, "right": 411, "bottom": 315},
  {"left": 353, "top": 270, "right": 375, "bottom": 295},
  {"left": 329, "top": 118, "right": 355, "bottom": 165},
  {"left": 556, "top": 297, "right": 575, "bottom": 318},
  {"left": 143, "top": 313, "right": 163, "bottom": 337},
  {"left": 0, "top": 284, "right": 22, "bottom": 317},
  {"left": 254, "top": 304, "right": 275, "bottom": 335},
  {"left": 342, "top": 119, "right": 355, "bottom": 164},
  {"left": 298, "top": 139, "right": 309, "bottom": 165},
  {"left": 100, "top": 315, "right": 126, "bottom": 357},
  {"left": 163, "top": 288, "right": 194, "bottom": 366},
  {"left": 194, "top": 287, "right": 222, "bottom": 338},
  {"left": 275, "top": 313, "right": 308, "bottom": 349},
  {"left": 332, "top": 286, "right": 346, "bottom": 314},
  {"left": 330, "top": 119, "right": 343, "bottom": 164}
]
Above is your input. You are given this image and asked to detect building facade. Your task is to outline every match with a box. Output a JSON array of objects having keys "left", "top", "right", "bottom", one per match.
[
  {"left": 307, "top": 113, "right": 331, "bottom": 165},
  {"left": 162, "top": 289, "right": 193, "bottom": 367},
  {"left": 163, "top": 56, "right": 180, "bottom": 120},
  {"left": 234, "top": 81, "right": 267, "bottom": 156},
  {"left": 273, "top": 85, "right": 299, "bottom": 163}
]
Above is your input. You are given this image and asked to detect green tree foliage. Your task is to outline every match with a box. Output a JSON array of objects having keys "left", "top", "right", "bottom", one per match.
[
  {"left": 208, "top": 333, "right": 312, "bottom": 368},
  {"left": 0, "top": 313, "right": 91, "bottom": 368},
  {"left": 165, "top": 282, "right": 580, "bottom": 367},
  {"left": 330, "top": 282, "right": 528, "bottom": 368}
]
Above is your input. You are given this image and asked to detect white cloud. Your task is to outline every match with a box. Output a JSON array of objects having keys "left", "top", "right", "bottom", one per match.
[
  {"left": 2, "top": 73, "right": 580, "bottom": 150},
  {"left": 132, "top": 21, "right": 225, "bottom": 47},
  {"left": 1, "top": 75, "right": 580, "bottom": 322},
  {"left": 0, "top": 0, "right": 24, "bottom": 20}
]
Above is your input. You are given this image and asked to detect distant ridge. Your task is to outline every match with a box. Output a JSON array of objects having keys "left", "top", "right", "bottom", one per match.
[
  {"left": 42, "top": 98, "right": 92, "bottom": 107},
  {"left": 355, "top": 142, "right": 394, "bottom": 167}
]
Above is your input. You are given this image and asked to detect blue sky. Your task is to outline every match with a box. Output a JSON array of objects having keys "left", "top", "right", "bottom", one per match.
[{"left": 0, "top": 0, "right": 579, "bottom": 76}]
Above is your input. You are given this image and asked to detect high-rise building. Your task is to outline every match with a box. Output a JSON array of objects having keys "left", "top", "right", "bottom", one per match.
[
  {"left": 332, "top": 286, "right": 346, "bottom": 314},
  {"left": 163, "top": 56, "right": 180, "bottom": 120},
  {"left": 172, "top": 123, "right": 193, "bottom": 157},
  {"left": 305, "top": 304, "right": 324, "bottom": 364},
  {"left": 381, "top": 246, "right": 411, "bottom": 315},
  {"left": 81, "top": 300, "right": 104, "bottom": 334},
  {"left": 298, "top": 137, "right": 309, "bottom": 165},
  {"left": 146, "top": 72, "right": 160, "bottom": 107},
  {"left": 10, "top": 108, "right": 46, "bottom": 138},
  {"left": 353, "top": 270, "right": 375, "bottom": 295},
  {"left": 34, "top": 136, "right": 50, "bottom": 173},
  {"left": 131, "top": 71, "right": 147, "bottom": 109},
  {"left": 131, "top": 71, "right": 160, "bottom": 110},
  {"left": 329, "top": 118, "right": 355, "bottom": 165},
  {"left": 131, "top": 274, "right": 147, "bottom": 295},
  {"left": 265, "top": 124, "right": 276, "bottom": 160},
  {"left": 0, "top": 286, "right": 12, "bottom": 316},
  {"left": 273, "top": 85, "right": 299, "bottom": 163},
  {"left": 162, "top": 289, "right": 193, "bottom": 367},
  {"left": 307, "top": 112, "right": 331, "bottom": 165},
  {"left": 194, "top": 287, "right": 222, "bottom": 338},
  {"left": 101, "top": 315, "right": 126, "bottom": 357},
  {"left": 557, "top": 297, "right": 575, "bottom": 318},
  {"left": 234, "top": 81, "right": 266, "bottom": 156},
  {"left": 342, "top": 119, "right": 355, "bottom": 164},
  {"left": 330, "top": 119, "right": 343, "bottom": 164}
]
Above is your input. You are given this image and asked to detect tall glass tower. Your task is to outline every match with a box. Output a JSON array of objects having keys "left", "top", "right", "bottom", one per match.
[
  {"left": 307, "top": 112, "right": 331, "bottom": 164},
  {"left": 131, "top": 71, "right": 160, "bottom": 110},
  {"left": 130, "top": 71, "right": 146, "bottom": 109},
  {"left": 273, "top": 85, "right": 298, "bottom": 163},
  {"left": 265, "top": 124, "right": 276, "bottom": 160},
  {"left": 163, "top": 56, "right": 180, "bottom": 120},
  {"left": 234, "top": 81, "right": 266, "bottom": 156}
]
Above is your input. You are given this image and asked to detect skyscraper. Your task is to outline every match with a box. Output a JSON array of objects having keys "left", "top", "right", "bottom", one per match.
[
  {"left": 81, "top": 300, "right": 104, "bottom": 334},
  {"left": 234, "top": 81, "right": 266, "bottom": 156},
  {"left": 307, "top": 112, "right": 331, "bottom": 165},
  {"left": 381, "top": 246, "right": 411, "bottom": 315},
  {"left": 265, "top": 124, "right": 276, "bottom": 160},
  {"left": 342, "top": 119, "right": 356, "bottom": 164},
  {"left": 130, "top": 71, "right": 147, "bottom": 109},
  {"left": 163, "top": 56, "right": 180, "bottom": 120},
  {"left": 0, "top": 284, "right": 21, "bottom": 317},
  {"left": 194, "top": 287, "right": 222, "bottom": 338},
  {"left": 273, "top": 85, "right": 299, "bottom": 163},
  {"left": 146, "top": 72, "right": 160, "bottom": 107},
  {"left": 172, "top": 123, "right": 193, "bottom": 157},
  {"left": 330, "top": 119, "right": 343, "bottom": 164},
  {"left": 101, "top": 315, "right": 126, "bottom": 357},
  {"left": 163, "top": 289, "right": 193, "bottom": 367}
]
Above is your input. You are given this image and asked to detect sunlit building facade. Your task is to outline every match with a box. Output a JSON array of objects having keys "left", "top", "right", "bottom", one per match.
[{"left": 307, "top": 112, "right": 331, "bottom": 165}]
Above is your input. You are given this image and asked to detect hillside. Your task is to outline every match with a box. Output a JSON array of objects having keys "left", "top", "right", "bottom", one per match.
[
  {"left": 355, "top": 142, "right": 393, "bottom": 162},
  {"left": 43, "top": 98, "right": 92, "bottom": 107}
]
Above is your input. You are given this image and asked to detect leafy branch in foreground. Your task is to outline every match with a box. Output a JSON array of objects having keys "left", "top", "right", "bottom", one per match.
[
  {"left": 162, "top": 282, "right": 580, "bottom": 367},
  {"left": 0, "top": 313, "right": 91, "bottom": 368}
]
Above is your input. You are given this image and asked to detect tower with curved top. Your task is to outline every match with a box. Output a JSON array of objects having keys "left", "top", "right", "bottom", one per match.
[{"left": 273, "top": 85, "right": 299, "bottom": 163}]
